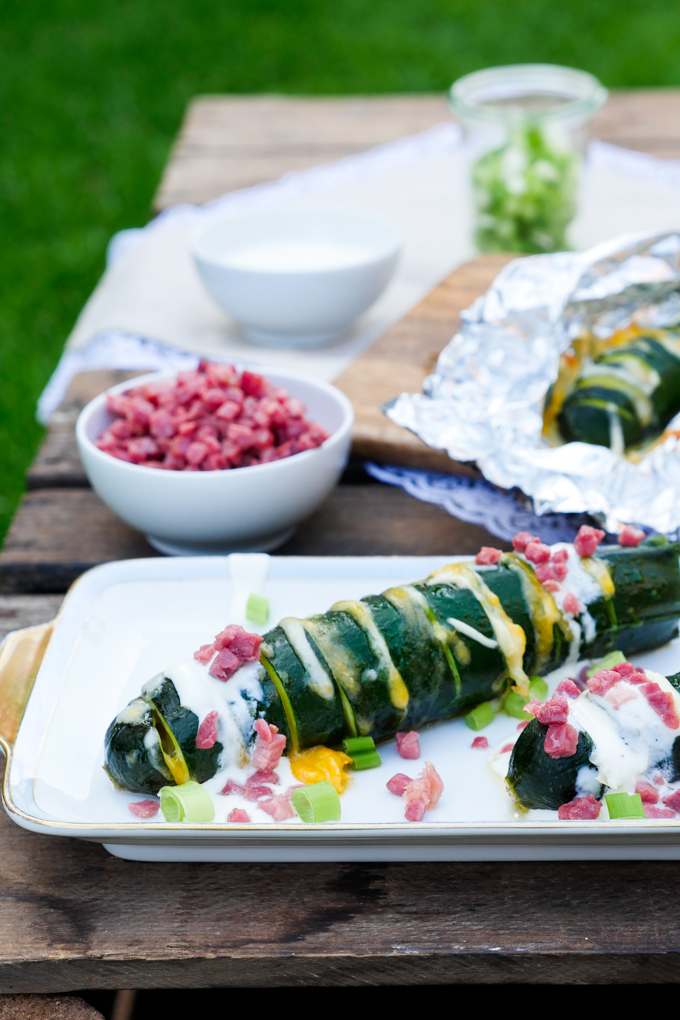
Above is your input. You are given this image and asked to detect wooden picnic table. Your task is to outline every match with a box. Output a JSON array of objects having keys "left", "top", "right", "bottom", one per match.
[{"left": 3, "top": 92, "right": 680, "bottom": 997}]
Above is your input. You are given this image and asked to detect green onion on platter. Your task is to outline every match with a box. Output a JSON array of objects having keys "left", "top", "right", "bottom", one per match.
[
  {"left": 605, "top": 793, "right": 646, "bottom": 820},
  {"left": 464, "top": 701, "right": 495, "bottom": 731},
  {"left": 504, "top": 676, "right": 549, "bottom": 720},
  {"left": 342, "top": 735, "right": 382, "bottom": 770},
  {"left": 160, "top": 781, "right": 215, "bottom": 823},
  {"left": 586, "top": 651, "right": 626, "bottom": 678},
  {"left": 291, "top": 780, "right": 341, "bottom": 823},
  {"left": 246, "top": 593, "right": 270, "bottom": 625}
]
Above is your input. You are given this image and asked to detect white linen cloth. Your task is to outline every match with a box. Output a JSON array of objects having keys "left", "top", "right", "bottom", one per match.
[{"left": 39, "top": 128, "right": 680, "bottom": 422}]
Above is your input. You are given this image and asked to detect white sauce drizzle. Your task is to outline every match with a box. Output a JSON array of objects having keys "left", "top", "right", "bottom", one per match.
[
  {"left": 330, "top": 599, "right": 409, "bottom": 710},
  {"left": 280, "top": 617, "right": 335, "bottom": 700},
  {"left": 446, "top": 616, "right": 498, "bottom": 649}
]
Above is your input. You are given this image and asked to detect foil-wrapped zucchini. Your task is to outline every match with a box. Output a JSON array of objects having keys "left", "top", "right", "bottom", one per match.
[
  {"left": 555, "top": 329, "right": 680, "bottom": 453},
  {"left": 105, "top": 537, "right": 680, "bottom": 796}
]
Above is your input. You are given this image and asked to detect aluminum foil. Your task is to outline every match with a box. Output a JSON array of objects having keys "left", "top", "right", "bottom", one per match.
[{"left": 385, "top": 231, "right": 680, "bottom": 534}]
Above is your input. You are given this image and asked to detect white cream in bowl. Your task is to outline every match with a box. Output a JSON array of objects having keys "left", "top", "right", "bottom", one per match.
[{"left": 191, "top": 204, "right": 401, "bottom": 347}]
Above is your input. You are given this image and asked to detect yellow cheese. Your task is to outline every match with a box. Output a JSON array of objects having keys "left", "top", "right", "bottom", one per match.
[
  {"left": 302, "top": 617, "right": 361, "bottom": 698},
  {"left": 330, "top": 599, "right": 409, "bottom": 711},
  {"left": 425, "top": 563, "right": 528, "bottom": 695},
  {"left": 504, "top": 552, "right": 567, "bottom": 672},
  {"left": 289, "top": 745, "right": 353, "bottom": 794},
  {"left": 581, "top": 556, "right": 615, "bottom": 598}
]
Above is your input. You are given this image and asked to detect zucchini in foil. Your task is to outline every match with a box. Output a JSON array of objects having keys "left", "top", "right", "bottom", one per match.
[
  {"left": 550, "top": 327, "right": 680, "bottom": 454},
  {"left": 105, "top": 532, "right": 680, "bottom": 797}
]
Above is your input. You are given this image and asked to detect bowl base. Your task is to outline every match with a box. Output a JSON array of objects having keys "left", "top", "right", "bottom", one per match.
[
  {"left": 146, "top": 526, "right": 296, "bottom": 557},
  {"left": 243, "top": 325, "right": 348, "bottom": 349}
]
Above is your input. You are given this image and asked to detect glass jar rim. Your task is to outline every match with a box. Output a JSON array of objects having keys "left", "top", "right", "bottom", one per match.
[{"left": 450, "top": 63, "right": 608, "bottom": 122}]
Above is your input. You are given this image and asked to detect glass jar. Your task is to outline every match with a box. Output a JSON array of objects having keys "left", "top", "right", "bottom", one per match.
[{"left": 450, "top": 64, "right": 607, "bottom": 255}]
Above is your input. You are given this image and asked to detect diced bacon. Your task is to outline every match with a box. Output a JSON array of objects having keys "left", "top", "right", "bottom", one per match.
[
  {"left": 654, "top": 772, "right": 666, "bottom": 785},
  {"left": 640, "top": 682, "right": 680, "bottom": 729},
  {"left": 644, "top": 805, "right": 675, "bottom": 819},
  {"left": 543, "top": 579, "right": 560, "bottom": 592},
  {"left": 196, "top": 710, "right": 218, "bottom": 749},
  {"left": 525, "top": 541, "right": 551, "bottom": 564},
  {"left": 402, "top": 761, "right": 444, "bottom": 822},
  {"left": 527, "top": 694, "right": 569, "bottom": 726},
  {"left": 501, "top": 742, "right": 515, "bottom": 753},
  {"left": 193, "top": 643, "right": 215, "bottom": 663},
  {"left": 534, "top": 562, "right": 555, "bottom": 583},
  {"left": 227, "top": 809, "right": 251, "bottom": 823},
  {"left": 387, "top": 773, "right": 413, "bottom": 795},
  {"left": 472, "top": 735, "right": 490, "bottom": 747},
  {"left": 663, "top": 789, "right": 680, "bottom": 812},
  {"left": 220, "top": 778, "right": 245, "bottom": 796},
  {"left": 619, "top": 525, "right": 645, "bottom": 547},
  {"left": 557, "top": 795, "right": 601, "bottom": 820},
  {"left": 252, "top": 718, "right": 287, "bottom": 770},
  {"left": 247, "top": 769, "right": 279, "bottom": 786},
  {"left": 552, "top": 548, "right": 569, "bottom": 563},
  {"left": 475, "top": 547, "right": 503, "bottom": 565},
  {"left": 128, "top": 799, "right": 160, "bottom": 818},
  {"left": 209, "top": 647, "right": 241, "bottom": 681},
  {"left": 574, "top": 525, "right": 605, "bottom": 558},
  {"left": 635, "top": 781, "right": 660, "bottom": 804},
  {"left": 613, "top": 661, "right": 636, "bottom": 677},
  {"left": 563, "top": 593, "right": 581, "bottom": 615},
  {"left": 395, "top": 731, "right": 421, "bottom": 759},
  {"left": 587, "top": 669, "right": 622, "bottom": 696},
  {"left": 225, "top": 629, "right": 263, "bottom": 661},
  {"left": 512, "top": 531, "right": 539, "bottom": 552},
  {"left": 96, "top": 362, "right": 328, "bottom": 470},
  {"left": 243, "top": 785, "right": 274, "bottom": 801},
  {"left": 552, "top": 561, "right": 568, "bottom": 582},
  {"left": 606, "top": 683, "right": 638, "bottom": 710},
  {"left": 556, "top": 678, "right": 581, "bottom": 699},
  {"left": 544, "top": 722, "right": 579, "bottom": 759},
  {"left": 259, "top": 794, "right": 295, "bottom": 821}
]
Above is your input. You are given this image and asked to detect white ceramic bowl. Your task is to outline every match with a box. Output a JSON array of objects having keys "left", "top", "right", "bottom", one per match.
[
  {"left": 190, "top": 204, "right": 401, "bottom": 347},
  {"left": 76, "top": 369, "right": 354, "bottom": 555}
]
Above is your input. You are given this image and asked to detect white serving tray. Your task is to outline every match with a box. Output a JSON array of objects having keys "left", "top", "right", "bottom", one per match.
[{"left": 4, "top": 554, "right": 680, "bottom": 862}]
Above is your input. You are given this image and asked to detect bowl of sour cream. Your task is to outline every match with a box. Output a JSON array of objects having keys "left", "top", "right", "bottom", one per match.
[{"left": 190, "top": 203, "right": 401, "bottom": 347}]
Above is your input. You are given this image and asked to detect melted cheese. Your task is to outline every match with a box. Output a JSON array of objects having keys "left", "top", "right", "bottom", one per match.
[
  {"left": 289, "top": 745, "right": 352, "bottom": 793},
  {"left": 425, "top": 563, "right": 528, "bottom": 695},
  {"left": 280, "top": 617, "right": 335, "bottom": 700},
  {"left": 384, "top": 585, "right": 474, "bottom": 665},
  {"left": 504, "top": 553, "right": 565, "bottom": 671},
  {"left": 302, "top": 617, "right": 361, "bottom": 698},
  {"left": 581, "top": 555, "right": 616, "bottom": 598},
  {"left": 330, "top": 599, "right": 409, "bottom": 711}
]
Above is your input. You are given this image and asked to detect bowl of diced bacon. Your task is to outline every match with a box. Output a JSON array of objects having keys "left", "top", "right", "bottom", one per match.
[{"left": 76, "top": 361, "right": 353, "bottom": 554}]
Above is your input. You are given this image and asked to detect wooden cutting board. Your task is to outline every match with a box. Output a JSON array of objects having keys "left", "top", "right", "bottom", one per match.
[{"left": 334, "top": 253, "right": 513, "bottom": 475}]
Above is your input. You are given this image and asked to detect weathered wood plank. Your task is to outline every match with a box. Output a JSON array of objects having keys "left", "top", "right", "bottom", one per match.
[
  {"left": 2, "top": 797, "right": 680, "bottom": 990},
  {"left": 154, "top": 95, "right": 450, "bottom": 209},
  {"left": 0, "top": 995, "right": 103, "bottom": 1018},
  {"left": 0, "top": 597, "right": 63, "bottom": 641},
  {"left": 27, "top": 372, "right": 147, "bottom": 491},
  {"left": 153, "top": 91, "right": 680, "bottom": 211},
  {"left": 0, "top": 485, "right": 507, "bottom": 594}
]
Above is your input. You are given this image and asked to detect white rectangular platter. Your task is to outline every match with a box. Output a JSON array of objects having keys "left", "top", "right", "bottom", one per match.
[{"left": 5, "top": 553, "right": 680, "bottom": 862}]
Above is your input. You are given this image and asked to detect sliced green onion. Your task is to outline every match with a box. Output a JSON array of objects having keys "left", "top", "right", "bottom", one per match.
[
  {"left": 337, "top": 683, "right": 358, "bottom": 738},
  {"left": 292, "top": 780, "right": 341, "bottom": 823},
  {"left": 246, "top": 593, "right": 270, "bottom": 625},
  {"left": 160, "top": 781, "right": 215, "bottom": 823},
  {"left": 504, "top": 691, "right": 530, "bottom": 720},
  {"left": 505, "top": 676, "right": 552, "bottom": 719},
  {"left": 605, "top": 792, "right": 645, "bottom": 819},
  {"left": 342, "top": 735, "right": 382, "bottom": 770},
  {"left": 465, "top": 701, "right": 495, "bottom": 731},
  {"left": 587, "top": 651, "right": 626, "bottom": 678},
  {"left": 528, "top": 676, "right": 548, "bottom": 700}
]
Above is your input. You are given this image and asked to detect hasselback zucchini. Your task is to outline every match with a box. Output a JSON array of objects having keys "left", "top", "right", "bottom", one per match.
[
  {"left": 105, "top": 536, "right": 680, "bottom": 797},
  {"left": 550, "top": 327, "right": 680, "bottom": 454}
]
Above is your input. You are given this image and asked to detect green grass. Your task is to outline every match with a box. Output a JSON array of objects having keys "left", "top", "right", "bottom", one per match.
[{"left": 3, "top": 0, "right": 680, "bottom": 543}]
